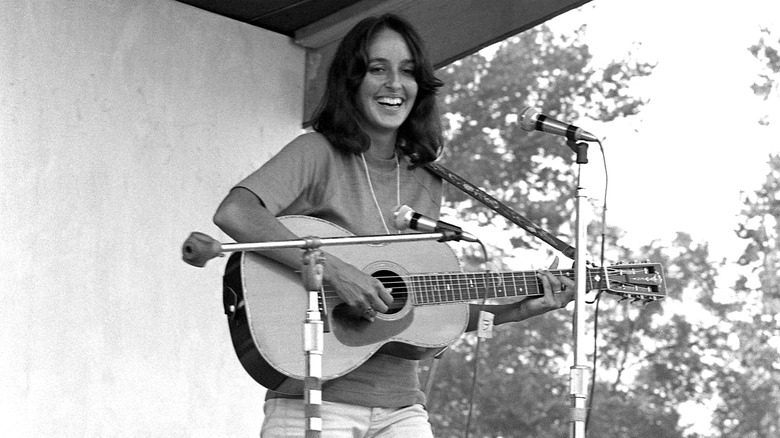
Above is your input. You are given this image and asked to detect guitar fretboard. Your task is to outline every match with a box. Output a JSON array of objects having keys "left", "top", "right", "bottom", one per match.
[{"left": 410, "top": 269, "right": 595, "bottom": 305}]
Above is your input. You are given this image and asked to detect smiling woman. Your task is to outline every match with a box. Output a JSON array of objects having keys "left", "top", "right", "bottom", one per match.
[
  {"left": 210, "top": 13, "right": 576, "bottom": 437},
  {"left": 311, "top": 13, "right": 445, "bottom": 166}
]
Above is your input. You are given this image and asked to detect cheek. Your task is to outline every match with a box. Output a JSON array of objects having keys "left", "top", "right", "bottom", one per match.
[{"left": 408, "top": 84, "right": 419, "bottom": 106}]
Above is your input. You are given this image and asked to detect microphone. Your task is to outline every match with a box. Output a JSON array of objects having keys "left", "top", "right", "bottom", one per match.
[
  {"left": 519, "top": 107, "right": 598, "bottom": 142},
  {"left": 393, "top": 205, "right": 478, "bottom": 243}
]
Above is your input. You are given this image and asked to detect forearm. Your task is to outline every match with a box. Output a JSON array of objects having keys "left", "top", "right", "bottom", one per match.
[
  {"left": 466, "top": 299, "right": 559, "bottom": 332},
  {"left": 213, "top": 188, "right": 304, "bottom": 269},
  {"left": 213, "top": 187, "right": 351, "bottom": 285}
]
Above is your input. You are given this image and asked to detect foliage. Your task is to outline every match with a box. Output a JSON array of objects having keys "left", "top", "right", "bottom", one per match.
[
  {"left": 427, "top": 22, "right": 671, "bottom": 437},
  {"left": 426, "top": 18, "right": 780, "bottom": 438},
  {"left": 436, "top": 23, "right": 652, "bottom": 235},
  {"left": 749, "top": 28, "right": 780, "bottom": 125},
  {"left": 706, "top": 154, "right": 780, "bottom": 437}
]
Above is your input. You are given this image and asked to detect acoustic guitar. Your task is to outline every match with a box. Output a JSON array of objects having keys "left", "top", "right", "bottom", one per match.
[{"left": 221, "top": 216, "right": 666, "bottom": 394}]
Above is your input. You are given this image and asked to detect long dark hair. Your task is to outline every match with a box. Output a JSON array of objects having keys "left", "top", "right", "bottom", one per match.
[{"left": 311, "top": 14, "right": 444, "bottom": 165}]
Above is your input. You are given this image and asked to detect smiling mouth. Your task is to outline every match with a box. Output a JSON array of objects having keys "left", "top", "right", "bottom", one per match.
[{"left": 376, "top": 97, "right": 404, "bottom": 108}]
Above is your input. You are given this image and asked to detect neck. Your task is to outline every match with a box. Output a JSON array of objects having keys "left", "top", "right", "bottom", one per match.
[{"left": 365, "top": 131, "right": 398, "bottom": 160}]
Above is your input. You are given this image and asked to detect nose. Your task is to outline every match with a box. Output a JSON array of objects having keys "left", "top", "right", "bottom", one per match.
[{"left": 385, "top": 69, "right": 402, "bottom": 89}]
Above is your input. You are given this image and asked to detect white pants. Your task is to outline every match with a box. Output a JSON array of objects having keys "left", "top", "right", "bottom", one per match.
[{"left": 261, "top": 399, "right": 435, "bottom": 438}]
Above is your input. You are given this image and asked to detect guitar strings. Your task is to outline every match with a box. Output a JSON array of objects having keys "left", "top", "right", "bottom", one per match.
[
  {"left": 303, "top": 270, "right": 597, "bottom": 302},
  {"left": 297, "top": 267, "right": 651, "bottom": 303}
]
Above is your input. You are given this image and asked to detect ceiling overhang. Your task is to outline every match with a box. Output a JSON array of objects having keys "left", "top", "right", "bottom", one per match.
[{"left": 175, "top": 0, "right": 592, "bottom": 125}]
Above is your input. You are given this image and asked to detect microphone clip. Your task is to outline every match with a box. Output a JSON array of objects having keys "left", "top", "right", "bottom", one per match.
[
  {"left": 437, "top": 228, "right": 464, "bottom": 243},
  {"left": 566, "top": 139, "right": 589, "bottom": 164}
]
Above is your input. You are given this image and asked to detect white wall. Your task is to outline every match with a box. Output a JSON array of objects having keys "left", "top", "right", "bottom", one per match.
[{"left": 0, "top": 0, "right": 305, "bottom": 435}]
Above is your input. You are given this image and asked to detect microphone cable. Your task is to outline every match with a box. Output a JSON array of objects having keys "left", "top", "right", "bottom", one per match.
[{"left": 585, "top": 138, "right": 609, "bottom": 434}]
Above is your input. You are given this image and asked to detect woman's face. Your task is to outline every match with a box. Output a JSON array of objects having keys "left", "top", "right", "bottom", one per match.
[{"left": 357, "top": 28, "right": 418, "bottom": 136}]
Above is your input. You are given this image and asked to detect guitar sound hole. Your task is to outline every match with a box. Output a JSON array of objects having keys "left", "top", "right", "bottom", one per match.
[{"left": 372, "top": 270, "right": 407, "bottom": 314}]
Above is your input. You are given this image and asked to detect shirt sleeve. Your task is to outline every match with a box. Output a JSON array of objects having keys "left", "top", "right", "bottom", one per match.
[{"left": 234, "top": 133, "right": 330, "bottom": 216}]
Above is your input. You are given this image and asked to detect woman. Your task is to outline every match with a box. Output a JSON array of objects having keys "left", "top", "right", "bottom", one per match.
[{"left": 213, "top": 13, "right": 574, "bottom": 437}]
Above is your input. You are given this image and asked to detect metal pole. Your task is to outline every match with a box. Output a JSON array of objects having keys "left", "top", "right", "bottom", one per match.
[
  {"left": 569, "top": 142, "right": 591, "bottom": 438},
  {"left": 302, "top": 249, "right": 325, "bottom": 437}
]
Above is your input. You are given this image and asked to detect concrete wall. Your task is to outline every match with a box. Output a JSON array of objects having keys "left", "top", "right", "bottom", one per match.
[{"left": 0, "top": 0, "right": 305, "bottom": 435}]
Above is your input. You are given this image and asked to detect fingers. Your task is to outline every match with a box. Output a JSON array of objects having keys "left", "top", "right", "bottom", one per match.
[
  {"left": 361, "top": 286, "right": 394, "bottom": 321},
  {"left": 537, "top": 270, "right": 563, "bottom": 293},
  {"left": 377, "top": 287, "right": 394, "bottom": 310},
  {"left": 536, "top": 269, "right": 575, "bottom": 310},
  {"left": 559, "top": 275, "right": 575, "bottom": 292}
]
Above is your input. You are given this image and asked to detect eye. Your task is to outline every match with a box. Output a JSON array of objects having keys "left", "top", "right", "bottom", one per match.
[{"left": 368, "top": 63, "right": 386, "bottom": 74}]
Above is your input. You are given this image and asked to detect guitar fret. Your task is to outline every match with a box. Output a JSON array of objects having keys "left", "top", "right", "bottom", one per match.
[
  {"left": 510, "top": 272, "right": 521, "bottom": 297},
  {"left": 428, "top": 274, "right": 439, "bottom": 303},
  {"left": 490, "top": 271, "right": 503, "bottom": 299},
  {"left": 411, "top": 276, "right": 422, "bottom": 304},
  {"left": 456, "top": 273, "right": 464, "bottom": 302},
  {"left": 431, "top": 274, "right": 441, "bottom": 303},
  {"left": 419, "top": 275, "right": 428, "bottom": 304},
  {"left": 469, "top": 273, "right": 479, "bottom": 300},
  {"left": 426, "top": 274, "right": 435, "bottom": 304},
  {"left": 446, "top": 272, "right": 456, "bottom": 303},
  {"left": 522, "top": 272, "right": 532, "bottom": 296}
]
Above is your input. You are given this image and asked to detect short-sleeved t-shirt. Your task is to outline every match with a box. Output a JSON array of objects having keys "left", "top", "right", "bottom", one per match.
[{"left": 235, "top": 132, "right": 443, "bottom": 408}]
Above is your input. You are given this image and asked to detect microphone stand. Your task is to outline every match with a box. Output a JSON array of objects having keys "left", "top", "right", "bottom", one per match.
[
  {"left": 182, "top": 230, "right": 466, "bottom": 437},
  {"left": 567, "top": 139, "right": 591, "bottom": 438}
]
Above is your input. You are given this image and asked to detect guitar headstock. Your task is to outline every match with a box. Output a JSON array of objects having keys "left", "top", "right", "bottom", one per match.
[{"left": 594, "top": 263, "right": 667, "bottom": 303}]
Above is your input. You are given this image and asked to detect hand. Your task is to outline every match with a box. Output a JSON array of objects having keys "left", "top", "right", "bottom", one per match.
[
  {"left": 525, "top": 257, "right": 576, "bottom": 316},
  {"left": 325, "top": 257, "right": 394, "bottom": 322}
]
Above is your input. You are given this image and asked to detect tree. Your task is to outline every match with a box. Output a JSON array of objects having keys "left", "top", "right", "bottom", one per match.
[
  {"left": 425, "top": 23, "right": 669, "bottom": 437},
  {"left": 698, "top": 28, "right": 780, "bottom": 437},
  {"left": 426, "top": 19, "right": 780, "bottom": 438},
  {"left": 748, "top": 28, "right": 780, "bottom": 125},
  {"left": 704, "top": 154, "right": 780, "bottom": 437}
]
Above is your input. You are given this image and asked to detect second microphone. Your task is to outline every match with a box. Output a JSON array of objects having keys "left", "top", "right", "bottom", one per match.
[{"left": 393, "top": 205, "right": 479, "bottom": 243}]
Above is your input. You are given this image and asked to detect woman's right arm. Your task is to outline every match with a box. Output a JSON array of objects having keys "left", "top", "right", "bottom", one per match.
[
  {"left": 212, "top": 187, "right": 393, "bottom": 319},
  {"left": 213, "top": 187, "right": 306, "bottom": 271}
]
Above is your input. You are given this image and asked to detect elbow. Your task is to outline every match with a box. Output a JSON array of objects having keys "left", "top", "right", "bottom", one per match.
[
  {"left": 213, "top": 187, "right": 267, "bottom": 233},
  {"left": 213, "top": 190, "right": 245, "bottom": 231},
  {"left": 212, "top": 205, "right": 230, "bottom": 231}
]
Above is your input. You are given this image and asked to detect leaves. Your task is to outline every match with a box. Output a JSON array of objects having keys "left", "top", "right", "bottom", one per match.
[{"left": 427, "top": 19, "right": 780, "bottom": 438}]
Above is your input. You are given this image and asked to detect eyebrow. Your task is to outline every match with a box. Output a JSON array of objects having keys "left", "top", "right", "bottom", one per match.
[{"left": 368, "top": 57, "right": 415, "bottom": 65}]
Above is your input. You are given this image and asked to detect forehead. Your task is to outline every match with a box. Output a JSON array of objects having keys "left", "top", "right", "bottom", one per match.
[{"left": 367, "top": 28, "right": 413, "bottom": 61}]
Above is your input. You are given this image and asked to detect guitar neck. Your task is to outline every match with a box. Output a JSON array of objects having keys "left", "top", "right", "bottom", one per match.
[{"left": 410, "top": 269, "right": 595, "bottom": 305}]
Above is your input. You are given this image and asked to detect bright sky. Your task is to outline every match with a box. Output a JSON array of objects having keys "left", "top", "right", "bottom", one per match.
[{"left": 546, "top": 0, "right": 780, "bottom": 261}]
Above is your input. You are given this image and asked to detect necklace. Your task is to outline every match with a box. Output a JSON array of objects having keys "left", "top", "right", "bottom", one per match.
[{"left": 360, "top": 152, "right": 401, "bottom": 234}]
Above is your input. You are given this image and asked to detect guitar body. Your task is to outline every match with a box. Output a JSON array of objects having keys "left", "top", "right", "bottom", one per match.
[{"left": 222, "top": 216, "right": 468, "bottom": 394}]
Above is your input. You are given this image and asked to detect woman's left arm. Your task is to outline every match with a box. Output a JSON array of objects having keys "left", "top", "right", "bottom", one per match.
[{"left": 465, "top": 268, "right": 575, "bottom": 331}]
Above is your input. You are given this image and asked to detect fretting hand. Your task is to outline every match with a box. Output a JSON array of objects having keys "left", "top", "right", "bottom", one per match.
[{"left": 525, "top": 257, "right": 576, "bottom": 315}]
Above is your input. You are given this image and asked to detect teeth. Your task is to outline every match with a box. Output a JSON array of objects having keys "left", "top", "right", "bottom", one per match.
[{"left": 377, "top": 97, "right": 403, "bottom": 106}]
